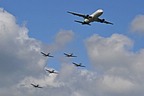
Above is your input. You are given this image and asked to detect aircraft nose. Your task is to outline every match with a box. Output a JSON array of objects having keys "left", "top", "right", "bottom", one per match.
[{"left": 97, "top": 9, "right": 103, "bottom": 13}]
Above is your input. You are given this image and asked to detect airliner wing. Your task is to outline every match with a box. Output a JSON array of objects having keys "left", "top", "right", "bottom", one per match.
[
  {"left": 67, "top": 11, "right": 92, "bottom": 19},
  {"left": 103, "top": 20, "right": 113, "bottom": 25},
  {"left": 97, "top": 18, "right": 113, "bottom": 25}
]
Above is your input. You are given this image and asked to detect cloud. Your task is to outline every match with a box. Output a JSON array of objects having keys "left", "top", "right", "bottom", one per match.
[
  {"left": 0, "top": 8, "right": 47, "bottom": 88},
  {"left": 55, "top": 30, "right": 74, "bottom": 46},
  {"left": 0, "top": 8, "right": 75, "bottom": 96},
  {"left": 99, "top": 75, "right": 134, "bottom": 92},
  {"left": 131, "top": 15, "right": 144, "bottom": 33},
  {"left": 48, "top": 30, "right": 74, "bottom": 52},
  {"left": 85, "top": 34, "right": 133, "bottom": 71},
  {"left": 85, "top": 33, "right": 144, "bottom": 96}
]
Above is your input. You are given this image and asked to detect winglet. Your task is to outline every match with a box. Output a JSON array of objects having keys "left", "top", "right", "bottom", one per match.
[{"left": 67, "top": 11, "right": 72, "bottom": 14}]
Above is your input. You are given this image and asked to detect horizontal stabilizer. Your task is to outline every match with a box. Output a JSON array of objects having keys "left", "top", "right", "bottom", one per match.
[
  {"left": 74, "top": 20, "right": 91, "bottom": 25},
  {"left": 74, "top": 20, "right": 84, "bottom": 24}
]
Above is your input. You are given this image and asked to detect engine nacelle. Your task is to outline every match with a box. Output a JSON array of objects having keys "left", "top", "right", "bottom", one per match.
[
  {"left": 85, "top": 15, "right": 89, "bottom": 18},
  {"left": 101, "top": 19, "right": 105, "bottom": 23},
  {"left": 85, "top": 15, "right": 92, "bottom": 19}
]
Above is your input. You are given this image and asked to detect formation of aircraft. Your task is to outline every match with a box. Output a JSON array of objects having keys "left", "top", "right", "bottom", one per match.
[
  {"left": 67, "top": 9, "right": 113, "bottom": 25},
  {"left": 41, "top": 52, "right": 54, "bottom": 57},
  {"left": 72, "top": 62, "right": 85, "bottom": 67},
  {"left": 64, "top": 53, "right": 77, "bottom": 57},
  {"left": 21, "top": 8, "right": 113, "bottom": 90},
  {"left": 29, "top": 51, "right": 86, "bottom": 89},
  {"left": 41, "top": 51, "right": 85, "bottom": 68},
  {"left": 45, "top": 69, "right": 58, "bottom": 74},
  {"left": 31, "top": 84, "right": 43, "bottom": 88}
]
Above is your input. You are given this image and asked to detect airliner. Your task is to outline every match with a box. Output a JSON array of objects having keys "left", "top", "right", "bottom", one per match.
[{"left": 67, "top": 9, "right": 113, "bottom": 25}]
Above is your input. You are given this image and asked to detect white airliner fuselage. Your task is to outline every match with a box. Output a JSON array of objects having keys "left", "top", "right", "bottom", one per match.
[
  {"left": 68, "top": 9, "right": 113, "bottom": 25},
  {"left": 84, "top": 9, "right": 103, "bottom": 23}
]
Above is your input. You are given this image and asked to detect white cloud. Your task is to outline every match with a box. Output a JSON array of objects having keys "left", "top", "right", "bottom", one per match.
[
  {"left": 85, "top": 34, "right": 133, "bottom": 71},
  {"left": 0, "top": 8, "right": 75, "bottom": 96},
  {"left": 0, "top": 8, "right": 46, "bottom": 88},
  {"left": 55, "top": 30, "right": 74, "bottom": 46},
  {"left": 46, "top": 29, "right": 74, "bottom": 52},
  {"left": 131, "top": 15, "right": 144, "bottom": 33},
  {"left": 85, "top": 33, "right": 144, "bottom": 96},
  {"left": 100, "top": 75, "right": 134, "bottom": 92}
]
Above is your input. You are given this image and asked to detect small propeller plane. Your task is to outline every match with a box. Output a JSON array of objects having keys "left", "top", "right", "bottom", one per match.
[
  {"left": 67, "top": 9, "right": 113, "bottom": 25},
  {"left": 41, "top": 52, "right": 54, "bottom": 57},
  {"left": 64, "top": 53, "right": 77, "bottom": 57},
  {"left": 31, "top": 84, "right": 43, "bottom": 88},
  {"left": 45, "top": 69, "right": 58, "bottom": 74},
  {"left": 72, "top": 62, "right": 85, "bottom": 67}
]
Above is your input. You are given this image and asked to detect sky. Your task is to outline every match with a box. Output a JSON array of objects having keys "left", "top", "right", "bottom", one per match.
[{"left": 0, "top": 0, "right": 144, "bottom": 96}]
